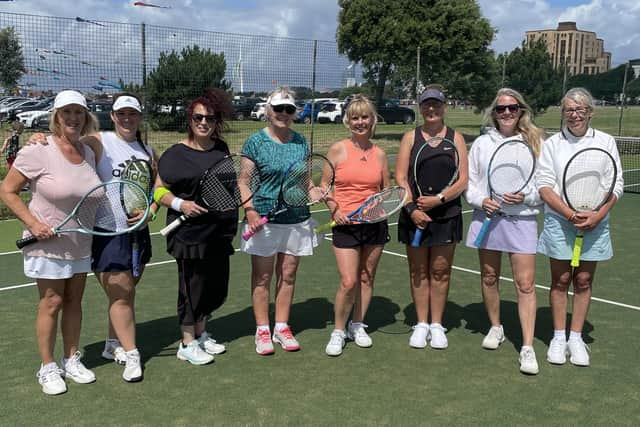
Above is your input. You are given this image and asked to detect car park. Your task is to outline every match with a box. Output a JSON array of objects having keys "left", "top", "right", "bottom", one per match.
[
  {"left": 375, "top": 99, "right": 415, "bottom": 124},
  {"left": 18, "top": 109, "right": 52, "bottom": 128},
  {"left": 232, "top": 98, "right": 262, "bottom": 121},
  {"left": 317, "top": 102, "right": 344, "bottom": 124},
  {"left": 294, "top": 101, "right": 328, "bottom": 124},
  {"left": 250, "top": 102, "right": 267, "bottom": 121}
]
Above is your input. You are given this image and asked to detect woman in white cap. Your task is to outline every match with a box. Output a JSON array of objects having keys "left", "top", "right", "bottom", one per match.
[
  {"left": 0, "top": 90, "right": 101, "bottom": 395},
  {"left": 240, "top": 86, "right": 320, "bottom": 355}
]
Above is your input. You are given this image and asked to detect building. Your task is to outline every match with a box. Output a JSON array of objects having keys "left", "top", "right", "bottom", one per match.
[{"left": 525, "top": 22, "right": 611, "bottom": 76}]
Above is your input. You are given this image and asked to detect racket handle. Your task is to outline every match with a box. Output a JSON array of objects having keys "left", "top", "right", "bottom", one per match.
[
  {"left": 474, "top": 217, "right": 492, "bottom": 247},
  {"left": 132, "top": 241, "right": 141, "bottom": 278},
  {"left": 411, "top": 228, "right": 423, "bottom": 248},
  {"left": 242, "top": 216, "right": 268, "bottom": 241},
  {"left": 159, "top": 215, "right": 186, "bottom": 237},
  {"left": 315, "top": 220, "right": 337, "bottom": 233},
  {"left": 16, "top": 235, "right": 38, "bottom": 249},
  {"left": 570, "top": 235, "right": 584, "bottom": 267}
]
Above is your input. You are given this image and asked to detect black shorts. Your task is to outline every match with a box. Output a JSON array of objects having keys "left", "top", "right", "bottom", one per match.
[
  {"left": 332, "top": 222, "right": 390, "bottom": 248},
  {"left": 91, "top": 227, "right": 152, "bottom": 272},
  {"left": 397, "top": 210, "right": 462, "bottom": 247}
]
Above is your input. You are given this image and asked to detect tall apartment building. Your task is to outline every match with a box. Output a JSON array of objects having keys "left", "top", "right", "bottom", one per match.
[{"left": 525, "top": 22, "right": 611, "bottom": 76}]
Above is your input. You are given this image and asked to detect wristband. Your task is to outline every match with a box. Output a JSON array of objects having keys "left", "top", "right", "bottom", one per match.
[
  {"left": 405, "top": 202, "right": 418, "bottom": 216},
  {"left": 153, "top": 187, "right": 171, "bottom": 203},
  {"left": 170, "top": 197, "right": 184, "bottom": 212}
]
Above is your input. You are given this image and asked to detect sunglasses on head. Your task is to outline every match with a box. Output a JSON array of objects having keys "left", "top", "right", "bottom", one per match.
[
  {"left": 494, "top": 104, "right": 521, "bottom": 114},
  {"left": 191, "top": 113, "right": 216, "bottom": 124},
  {"left": 272, "top": 104, "right": 297, "bottom": 114}
]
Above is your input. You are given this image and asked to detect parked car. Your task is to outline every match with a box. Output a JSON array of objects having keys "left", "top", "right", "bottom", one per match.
[
  {"left": 317, "top": 102, "right": 344, "bottom": 124},
  {"left": 232, "top": 98, "right": 262, "bottom": 121},
  {"left": 8, "top": 99, "right": 53, "bottom": 122},
  {"left": 0, "top": 99, "right": 36, "bottom": 121},
  {"left": 18, "top": 108, "right": 52, "bottom": 128},
  {"left": 375, "top": 99, "right": 415, "bottom": 124},
  {"left": 250, "top": 102, "right": 267, "bottom": 121},
  {"left": 294, "top": 101, "right": 327, "bottom": 124},
  {"left": 33, "top": 101, "right": 114, "bottom": 130}
]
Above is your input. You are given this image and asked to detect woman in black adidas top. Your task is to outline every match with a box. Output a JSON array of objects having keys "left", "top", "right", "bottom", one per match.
[{"left": 395, "top": 85, "right": 468, "bottom": 351}]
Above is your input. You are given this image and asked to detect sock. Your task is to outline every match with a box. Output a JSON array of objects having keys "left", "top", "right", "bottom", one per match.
[
  {"left": 553, "top": 329, "right": 566, "bottom": 340},
  {"left": 569, "top": 330, "right": 582, "bottom": 341},
  {"left": 41, "top": 361, "right": 57, "bottom": 371},
  {"left": 350, "top": 321, "right": 363, "bottom": 329},
  {"left": 106, "top": 338, "right": 119, "bottom": 345},
  {"left": 521, "top": 345, "right": 533, "bottom": 351},
  {"left": 416, "top": 322, "right": 429, "bottom": 328},
  {"left": 274, "top": 322, "right": 288, "bottom": 332},
  {"left": 430, "top": 322, "right": 442, "bottom": 328},
  {"left": 256, "top": 324, "right": 270, "bottom": 333},
  {"left": 125, "top": 348, "right": 139, "bottom": 356}
]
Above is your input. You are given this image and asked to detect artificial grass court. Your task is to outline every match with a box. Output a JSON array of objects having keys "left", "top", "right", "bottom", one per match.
[{"left": 0, "top": 198, "right": 639, "bottom": 426}]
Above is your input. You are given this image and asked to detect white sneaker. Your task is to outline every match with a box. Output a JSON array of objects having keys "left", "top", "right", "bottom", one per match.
[
  {"left": 61, "top": 351, "right": 96, "bottom": 384},
  {"left": 547, "top": 337, "right": 567, "bottom": 365},
  {"left": 122, "top": 349, "right": 143, "bottom": 382},
  {"left": 176, "top": 340, "right": 214, "bottom": 365},
  {"left": 482, "top": 325, "right": 505, "bottom": 350},
  {"left": 567, "top": 338, "right": 590, "bottom": 367},
  {"left": 198, "top": 332, "right": 226, "bottom": 355},
  {"left": 102, "top": 339, "right": 126, "bottom": 365},
  {"left": 347, "top": 321, "right": 372, "bottom": 348},
  {"left": 37, "top": 363, "right": 67, "bottom": 395},
  {"left": 409, "top": 323, "right": 430, "bottom": 348},
  {"left": 519, "top": 346, "right": 539, "bottom": 375},
  {"left": 429, "top": 324, "right": 448, "bottom": 349},
  {"left": 325, "top": 330, "right": 346, "bottom": 356}
]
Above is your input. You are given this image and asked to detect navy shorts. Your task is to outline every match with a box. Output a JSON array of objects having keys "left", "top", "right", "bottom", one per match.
[
  {"left": 397, "top": 211, "right": 462, "bottom": 247},
  {"left": 332, "top": 222, "right": 390, "bottom": 248},
  {"left": 91, "top": 227, "right": 152, "bottom": 272}
]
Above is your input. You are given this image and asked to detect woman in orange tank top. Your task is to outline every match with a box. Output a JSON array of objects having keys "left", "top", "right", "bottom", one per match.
[{"left": 323, "top": 95, "right": 392, "bottom": 357}]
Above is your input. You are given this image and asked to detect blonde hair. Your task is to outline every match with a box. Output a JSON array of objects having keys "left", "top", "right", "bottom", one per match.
[
  {"left": 264, "top": 85, "right": 296, "bottom": 122},
  {"left": 49, "top": 107, "right": 99, "bottom": 137},
  {"left": 342, "top": 94, "right": 377, "bottom": 136},
  {"left": 483, "top": 88, "right": 544, "bottom": 157}
]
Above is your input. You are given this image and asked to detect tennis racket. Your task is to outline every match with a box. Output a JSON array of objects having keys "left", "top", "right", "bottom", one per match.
[
  {"left": 411, "top": 137, "right": 460, "bottom": 247},
  {"left": 473, "top": 136, "right": 536, "bottom": 246},
  {"left": 315, "top": 186, "right": 407, "bottom": 232},
  {"left": 16, "top": 180, "right": 150, "bottom": 249},
  {"left": 159, "top": 153, "right": 261, "bottom": 237},
  {"left": 563, "top": 147, "right": 617, "bottom": 267},
  {"left": 242, "top": 152, "right": 335, "bottom": 241},
  {"left": 121, "top": 158, "right": 154, "bottom": 277}
]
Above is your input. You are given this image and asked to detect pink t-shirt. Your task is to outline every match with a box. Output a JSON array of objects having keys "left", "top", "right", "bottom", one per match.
[{"left": 13, "top": 136, "right": 101, "bottom": 260}]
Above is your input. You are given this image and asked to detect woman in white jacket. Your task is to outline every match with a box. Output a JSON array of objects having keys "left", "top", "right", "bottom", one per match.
[{"left": 464, "top": 88, "right": 545, "bottom": 375}]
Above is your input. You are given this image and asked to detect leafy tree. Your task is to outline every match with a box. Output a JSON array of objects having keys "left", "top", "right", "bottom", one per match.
[
  {"left": 0, "top": 27, "right": 26, "bottom": 92},
  {"left": 568, "top": 64, "right": 635, "bottom": 103},
  {"left": 336, "top": 0, "right": 496, "bottom": 108},
  {"left": 146, "top": 45, "right": 230, "bottom": 112},
  {"left": 502, "top": 39, "right": 562, "bottom": 113}
]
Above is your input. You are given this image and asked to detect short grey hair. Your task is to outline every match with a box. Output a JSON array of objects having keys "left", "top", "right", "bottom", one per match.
[{"left": 562, "top": 87, "right": 594, "bottom": 110}]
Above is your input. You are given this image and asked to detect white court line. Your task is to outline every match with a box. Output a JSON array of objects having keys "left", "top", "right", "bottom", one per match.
[{"left": 1, "top": 213, "right": 639, "bottom": 312}]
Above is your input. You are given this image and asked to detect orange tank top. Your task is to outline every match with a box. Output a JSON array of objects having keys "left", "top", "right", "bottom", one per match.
[{"left": 334, "top": 139, "right": 383, "bottom": 214}]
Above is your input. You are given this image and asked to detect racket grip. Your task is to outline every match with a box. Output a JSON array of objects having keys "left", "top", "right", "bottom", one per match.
[
  {"left": 570, "top": 236, "right": 584, "bottom": 267},
  {"left": 411, "top": 228, "right": 423, "bottom": 248},
  {"left": 315, "top": 220, "right": 337, "bottom": 233},
  {"left": 474, "top": 217, "right": 492, "bottom": 247},
  {"left": 159, "top": 215, "right": 186, "bottom": 237},
  {"left": 242, "top": 216, "right": 268, "bottom": 241},
  {"left": 16, "top": 235, "right": 37, "bottom": 249},
  {"left": 132, "top": 242, "right": 141, "bottom": 278}
]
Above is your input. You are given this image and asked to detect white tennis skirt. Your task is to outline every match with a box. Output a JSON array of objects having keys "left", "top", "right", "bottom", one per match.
[
  {"left": 24, "top": 255, "right": 92, "bottom": 279},
  {"left": 465, "top": 210, "right": 538, "bottom": 254},
  {"left": 240, "top": 217, "right": 321, "bottom": 257}
]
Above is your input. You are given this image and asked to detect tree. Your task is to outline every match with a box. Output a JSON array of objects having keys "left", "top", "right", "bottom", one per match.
[
  {"left": 0, "top": 27, "right": 26, "bottom": 93},
  {"left": 336, "top": 0, "right": 496, "bottom": 107},
  {"left": 502, "top": 39, "right": 563, "bottom": 113},
  {"left": 146, "top": 45, "right": 230, "bottom": 112},
  {"left": 568, "top": 64, "right": 636, "bottom": 103}
]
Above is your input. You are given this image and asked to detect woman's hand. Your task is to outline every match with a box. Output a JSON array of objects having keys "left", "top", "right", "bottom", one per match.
[
  {"left": 573, "top": 210, "right": 603, "bottom": 232},
  {"left": 501, "top": 192, "right": 525, "bottom": 205},
  {"left": 179, "top": 200, "right": 207, "bottom": 218},
  {"left": 27, "top": 220, "right": 56, "bottom": 241},
  {"left": 332, "top": 209, "right": 350, "bottom": 225},
  {"left": 245, "top": 208, "right": 264, "bottom": 234},
  {"left": 481, "top": 197, "right": 502, "bottom": 216},
  {"left": 27, "top": 133, "right": 48, "bottom": 145},
  {"left": 416, "top": 195, "right": 440, "bottom": 212},
  {"left": 410, "top": 208, "right": 432, "bottom": 229}
]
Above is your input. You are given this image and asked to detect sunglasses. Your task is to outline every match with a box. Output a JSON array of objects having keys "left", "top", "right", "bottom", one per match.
[
  {"left": 272, "top": 104, "right": 297, "bottom": 114},
  {"left": 494, "top": 104, "right": 521, "bottom": 114},
  {"left": 191, "top": 113, "right": 216, "bottom": 124}
]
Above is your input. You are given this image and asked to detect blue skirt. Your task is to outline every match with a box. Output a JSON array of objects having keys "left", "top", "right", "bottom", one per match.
[
  {"left": 537, "top": 213, "right": 612, "bottom": 262},
  {"left": 466, "top": 210, "right": 538, "bottom": 254}
]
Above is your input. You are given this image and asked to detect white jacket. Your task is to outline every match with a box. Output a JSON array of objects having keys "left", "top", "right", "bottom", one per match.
[{"left": 464, "top": 128, "right": 542, "bottom": 216}]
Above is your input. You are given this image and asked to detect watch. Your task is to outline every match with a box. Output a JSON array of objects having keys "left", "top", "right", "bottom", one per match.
[{"left": 437, "top": 193, "right": 446, "bottom": 204}]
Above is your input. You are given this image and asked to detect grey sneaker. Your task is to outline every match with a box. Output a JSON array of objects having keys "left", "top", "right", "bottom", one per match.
[
  {"left": 198, "top": 331, "right": 226, "bottom": 355},
  {"left": 272, "top": 327, "right": 300, "bottom": 351},
  {"left": 325, "top": 330, "right": 346, "bottom": 356},
  {"left": 567, "top": 338, "right": 590, "bottom": 367},
  {"left": 347, "top": 321, "right": 372, "bottom": 348},
  {"left": 255, "top": 329, "right": 275, "bottom": 355},
  {"left": 37, "top": 363, "right": 67, "bottom": 395},
  {"left": 519, "top": 346, "right": 539, "bottom": 375},
  {"left": 482, "top": 325, "right": 505, "bottom": 350},
  {"left": 61, "top": 351, "right": 96, "bottom": 384}
]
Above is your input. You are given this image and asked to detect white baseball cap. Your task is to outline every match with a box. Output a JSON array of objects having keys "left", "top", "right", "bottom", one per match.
[
  {"left": 112, "top": 95, "right": 142, "bottom": 112},
  {"left": 267, "top": 92, "right": 296, "bottom": 107},
  {"left": 54, "top": 90, "right": 88, "bottom": 110}
]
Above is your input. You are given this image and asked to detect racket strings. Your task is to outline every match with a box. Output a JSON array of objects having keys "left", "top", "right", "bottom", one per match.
[
  {"left": 352, "top": 187, "right": 406, "bottom": 222},
  {"left": 565, "top": 156, "right": 614, "bottom": 210},
  {"left": 281, "top": 156, "right": 332, "bottom": 207},
  {"left": 489, "top": 146, "right": 535, "bottom": 196},
  {"left": 76, "top": 182, "right": 144, "bottom": 232},
  {"left": 200, "top": 156, "right": 261, "bottom": 211},
  {"left": 122, "top": 160, "right": 154, "bottom": 212}
]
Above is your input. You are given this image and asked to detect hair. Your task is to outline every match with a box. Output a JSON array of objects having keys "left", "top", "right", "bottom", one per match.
[
  {"left": 483, "top": 88, "right": 544, "bottom": 157},
  {"left": 264, "top": 85, "right": 296, "bottom": 123},
  {"left": 561, "top": 87, "right": 595, "bottom": 110},
  {"left": 186, "top": 88, "right": 233, "bottom": 142},
  {"left": 111, "top": 92, "right": 144, "bottom": 142},
  {"left": 49, "top": 106, "right": 99, "bottom": 137},
  {"left": 342, "top": 94, "right": 377, "bottom": 136},
  {"left": 11, "top": 120, "right": 24, "bottom": 134}
]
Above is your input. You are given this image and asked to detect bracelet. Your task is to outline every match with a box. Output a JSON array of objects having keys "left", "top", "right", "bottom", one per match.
[
  {"left": 405, "top": 202, "right": 418, "bottom": 216},
  {"left": 170, "top": 197, "right": 184, "bottom": 212},
  {"left": 153, "top": 187, "right": 171, "bottom": 203}
]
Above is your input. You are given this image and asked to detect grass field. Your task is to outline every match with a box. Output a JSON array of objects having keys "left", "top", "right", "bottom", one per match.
[{"left": 1, "top": 196, "right": 639, "bottom": 426}]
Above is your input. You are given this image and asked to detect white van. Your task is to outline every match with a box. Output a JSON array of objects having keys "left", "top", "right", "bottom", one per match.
[{"left": 317, "top": 102, "right": 343, "bottom": 124}]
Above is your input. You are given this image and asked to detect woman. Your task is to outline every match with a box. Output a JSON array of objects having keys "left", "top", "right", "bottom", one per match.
[
  {"left": 537, "top": 87, "right": 623, "bottom": 367},
  {"left": 241, "top": 86, "right": 320, "bottom": 355},
  {"left": 323, "top": 95, "right": 391, "bottom": 356},
  {"left": 464, "top": 88, "right": 544, "bottom": 375},
  {"left": 395, "top": 86, "right": 468, "bottom": 350},
  {"left": 0, "top": 90, "right": 101, "bottom": 395},
  {"left": 1, "top": 119, "right": 24, "bottom": 169},
  {"left": 155, "top": 89, "right": 237, "bottom": 366}
]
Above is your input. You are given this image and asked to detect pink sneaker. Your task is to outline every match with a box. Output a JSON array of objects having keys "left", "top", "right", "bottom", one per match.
[
  {"left": 255, "top": 329, "right": 275, "bottom": 355},
  {"left": 272, "top": 327, "right": 300, "bottom": 351}
]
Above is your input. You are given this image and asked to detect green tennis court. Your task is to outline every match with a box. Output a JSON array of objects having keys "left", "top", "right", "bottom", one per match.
[{"left": 1, "top": 196, "right": 639, "bottom": 426}]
